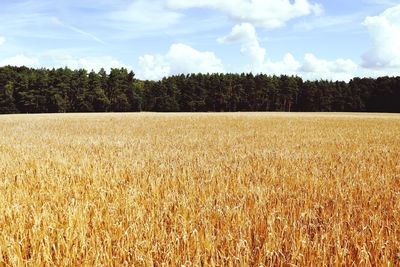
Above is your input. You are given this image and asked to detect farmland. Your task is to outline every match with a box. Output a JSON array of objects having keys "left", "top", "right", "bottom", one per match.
[{"left": 0, "top": 113, "right": 399, "bottom": 266}]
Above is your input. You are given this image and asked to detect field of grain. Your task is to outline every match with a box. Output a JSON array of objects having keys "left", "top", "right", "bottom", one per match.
[{"left": 0, "top": 113, "right": 399, "bottom": 266}]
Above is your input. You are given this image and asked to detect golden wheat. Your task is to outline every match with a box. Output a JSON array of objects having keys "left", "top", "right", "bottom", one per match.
[{"left": 0, "top": 113, "right": 399, "bottom": 266}]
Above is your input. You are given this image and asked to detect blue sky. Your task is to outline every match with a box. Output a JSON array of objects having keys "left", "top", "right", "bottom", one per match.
[{"left": 0, "top": 0, "right": 399, "bottom": 81}]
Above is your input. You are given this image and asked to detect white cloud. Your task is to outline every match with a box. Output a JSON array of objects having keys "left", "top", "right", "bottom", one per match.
[
  {"left": 47, "top": 54, "right": 132, "bottom": 72},
  {"left": 166, "top": 0, "right": 323, "bottom": 29},
  {"left": 0, "top": 52, "right": 132, "bottom": 72},
  {"left": 138, "top": 54, "right": 170, "bottom": 81},
  {"left": 137, "top": 43, "right": 224, "bottom": 80},
  {"left": 300, "top": 53, "right": 358, "bottom": 81},
  {"left": 263, "top": 53, "right": 302, "bottom": 75},
  {"left": 0, "top": 36, "right": 5, "bottom": 45},
  {"left": 362, "top": 4, "right": 400, "bottom": 69},
  {"left": 218, "top": 23, "right": 358, "bottom": 80},
  {"left": 218, "top": 23, "right": 266, "bottom": 70},
  {"left": 301, "top": 53, "right": 358, "bottom": 73},
  {"left": 166, "top": 44, "right": 224, "bottom": 75},
  {"left": 260, "top": 53, "right": 358, "bottom": 81},
  {"left": 0, "top": 54, "right": 39, "bottom": 67}
]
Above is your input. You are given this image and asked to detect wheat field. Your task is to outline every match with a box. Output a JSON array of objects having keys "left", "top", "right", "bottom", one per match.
[{"left": 0, "top": 113, "right": 399, "bottom": 266}]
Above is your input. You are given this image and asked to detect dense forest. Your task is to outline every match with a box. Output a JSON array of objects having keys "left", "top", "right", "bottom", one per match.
[{"left": 0, "top": 66, "right": 399, "bottom": 113}]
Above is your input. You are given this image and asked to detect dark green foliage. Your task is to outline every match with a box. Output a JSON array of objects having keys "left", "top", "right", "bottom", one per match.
[
  {"left": 0, "top": 66, "right": 399, "bottom": 113},
  {"left": 0, "top": 81, "right": 18, "bottom": 113},
  {"left": 86, "top": 71, "right": 109, "bottom": 112}
]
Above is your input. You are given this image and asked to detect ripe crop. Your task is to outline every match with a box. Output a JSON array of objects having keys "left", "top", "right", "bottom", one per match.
[{"left": 0, "top": 113, "right": 399, "bottom": 266}]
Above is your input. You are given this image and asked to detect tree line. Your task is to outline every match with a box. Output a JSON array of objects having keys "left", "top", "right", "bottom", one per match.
[{"left": 0, "top": 66, "right": 399, "bottom": 113}]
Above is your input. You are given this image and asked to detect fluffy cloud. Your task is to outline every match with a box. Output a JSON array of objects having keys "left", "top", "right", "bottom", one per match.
[
  {"left": 0, "top": 36, "right": 5, "bottom": 45},
  {"left": 218, "top": 23, "right": 266, "bottom": 70},
  {"left": 260, "top": 53, "right": 358, "bottom": 81},
  {"left": 301, "top": 53, "right": 358, "bottom": 73},
  {"left": 138, "top": 55, "right": 170, "bottom": 81},
  {"left": 138, "top": 43, "right": 224, "bottom": 80},
  {"left": 48, "top": 55, "right": 132, "bottom": 72},
  {"left": 0, "top": 53, "right": 132, "bottom": 72},
  {"left": 166, "top": 0, "right": 322, "bottom": 29},
  {"left": 0, "top": 54, "right": 39, "bottom": 67},
  {"left": 218, "top": 23, "right": 358, "bottom": 80},
  {"left": 362, "top": 4, "right": 400, "bottom": 69},
  {"left": 263, "top": 53, "right": 302, "bottom": 75},
  {"left": 300, "top": 54, "right": 358, "bottom": 81}
]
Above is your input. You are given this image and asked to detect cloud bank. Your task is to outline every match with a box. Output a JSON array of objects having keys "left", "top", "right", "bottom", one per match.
[
  {"left": 215, "top": 23, "right": 358, "bottom": 81},
  {"left": 0, "top": 54, "right": 39, "bottom": 67},
  {"left": 138, "top": 43, "right": 224, "bottom": 80},
  {"left": 0, "top": 53, "right": 131, "bottom": 72}
]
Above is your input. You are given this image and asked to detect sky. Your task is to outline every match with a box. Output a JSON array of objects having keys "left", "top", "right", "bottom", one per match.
[{"left": 0, "top": 0, "right": 399, "bottom": 81}]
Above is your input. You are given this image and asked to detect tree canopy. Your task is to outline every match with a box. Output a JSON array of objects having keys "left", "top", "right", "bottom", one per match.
[{"left": 0, "top": 66, "right": 399, "bottom": 113}]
